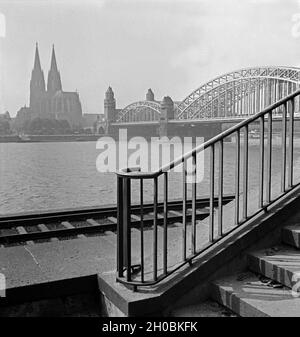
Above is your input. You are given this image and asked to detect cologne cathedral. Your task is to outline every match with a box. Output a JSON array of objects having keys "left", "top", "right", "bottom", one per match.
[{"left": 15, "top": 43, "right": 83, "bottom": 130}]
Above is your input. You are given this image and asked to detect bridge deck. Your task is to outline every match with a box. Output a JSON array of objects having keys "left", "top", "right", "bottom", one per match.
[{"left": 111, "top": 115, "right": 300, "bottom": 126}]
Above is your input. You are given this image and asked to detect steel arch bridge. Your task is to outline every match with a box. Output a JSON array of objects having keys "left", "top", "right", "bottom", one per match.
[
  {"left": 115, "top": 66, "right": 300, "bottom": 123},
  {"left": 177, "top": 66, "right": 300, "bottom": 120},
  {"left": 116, "top": 101, "right": 161, "bottom": 123},
  {"left": 116, "top": 100, "right": 182, "bottom": 123}
]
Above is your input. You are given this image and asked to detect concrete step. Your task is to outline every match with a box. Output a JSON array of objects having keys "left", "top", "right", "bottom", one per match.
[
  {"left": 282, "top": 225, "right": 300, "bottom": 249},
  {"left": 247, "top": 245, "right": 300, "bottom": 290},
  {"left": 170, "top": 300, "right": 238, "bottom": 317},
  {"left": 211, "top": 272, "right": 300, "bottom": 317}
]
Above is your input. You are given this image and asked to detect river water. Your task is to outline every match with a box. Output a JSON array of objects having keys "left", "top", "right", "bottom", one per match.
[{"left": 1, "top": 138, "right": 300, "bottom": 216}]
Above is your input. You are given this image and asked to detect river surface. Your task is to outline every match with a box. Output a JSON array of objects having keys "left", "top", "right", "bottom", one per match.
[{"left": 1, "top": 138, "right": 300, "bottom": 216}]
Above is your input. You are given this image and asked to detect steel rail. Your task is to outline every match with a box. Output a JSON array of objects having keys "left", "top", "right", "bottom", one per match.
[{"left": 0, "top": 196, "right": 234, "bottom": 245}]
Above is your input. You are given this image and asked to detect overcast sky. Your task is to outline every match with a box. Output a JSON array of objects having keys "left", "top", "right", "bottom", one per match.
[{"left": 0, "top": 0, "right": 300, "bottom": 116}]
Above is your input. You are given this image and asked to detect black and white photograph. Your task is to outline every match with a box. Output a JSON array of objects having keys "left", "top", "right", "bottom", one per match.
[{"left": 1, "top": 0, "right": 300, "bottom": 322}]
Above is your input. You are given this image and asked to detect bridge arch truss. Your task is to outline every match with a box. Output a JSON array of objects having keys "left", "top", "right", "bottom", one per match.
[
  {"left": 177, "top": 66, "right": 300, "bottom": 120},
  {"left": 116, "top": 101, "right": 161, "bottom": 123},
  {"left": 116, "top": 100, "right": 181, "bottom": 123}
]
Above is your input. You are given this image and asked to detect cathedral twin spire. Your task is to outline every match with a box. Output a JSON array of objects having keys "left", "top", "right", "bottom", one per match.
[
  {"left": 27, "top": 43, "right": 83, "bottom": 126},
  {"left": 47, "top": 44, "right": 62, "bottom": 94},
  {"left": 31, "top": 43, "right": 62, "bottom": 96},
  {"left": 30, "top": 43, "right": 45, "bottom": 92},
  {"left": 30, "top": 43, "right": 45, "bottom": 109},
  {"left": 33, "top": 42, "right": 43, "bottom": 73}
]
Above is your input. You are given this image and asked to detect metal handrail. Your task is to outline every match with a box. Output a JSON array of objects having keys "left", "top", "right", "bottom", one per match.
[{"left": 116, "top": 87, "right": 300, "bottom": 291}]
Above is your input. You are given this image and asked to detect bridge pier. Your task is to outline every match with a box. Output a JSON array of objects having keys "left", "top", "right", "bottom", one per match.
[
  {"left": 167, "top": 122, "right": 222, "bottom": 141},
  {"left": 158, "top": 96, "right": 175, "bottom": 137},
  {"left": 108, "top": 123, "right": 159, "bottom": 139}
]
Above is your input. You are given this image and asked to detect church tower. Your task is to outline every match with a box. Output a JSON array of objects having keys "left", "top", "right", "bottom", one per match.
[
  {"left": 47, "top": 45, "right": 62, "bottom": 95},
  {"left": 146, "top": 88, "right": 155, "bottom": 101},
  {"left": 104, "top": 86, "right": 116, "bottom": 122},
  {"left": 30, "top": 43, "right": 46, "bottom": 113}
]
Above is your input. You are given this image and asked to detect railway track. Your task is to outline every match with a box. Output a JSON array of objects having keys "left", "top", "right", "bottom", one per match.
[{"left": 0, "top": 195, "right": 234, "bottom": 247}]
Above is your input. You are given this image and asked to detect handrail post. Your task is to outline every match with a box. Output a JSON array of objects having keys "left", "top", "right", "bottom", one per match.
[
  {"left": 235, "top": 129, "right": 240, "bottom": 225},
  {"left": 153, "top": 177, "right": 158, "bottom": 281},
  {"left": 288, "top": 98, "right": 294, "bottom": 188},
  {"left": 281, "top": 102, "right": 287, "bottom": 193},
  {"left": 258, "top": 116, "right": 264, "bottom": 208},
  {"left": 117, "top": 176, "right": 124, "bottom": 278},
  {"left": 140, "top": 178, "right": 144, "bottom": 283},
  {"left": 182, "top": 160, "right": 187, "bottom": 261},
  {"left": 163, "top": 172, "right": 168, "bottom": 275},
  {"left": 191, "top": 152, "right": 197, "bottom": 254},
  {"left": 218, "top": 140, "right": 223, "bottom": 237},
  {"left": 266, "top": 112, "right": 272, "bottom": 203},
  {"left": 243, "top": 125, "right": 248, "bottom": 220},
  {"left": 123, "top": 177, "right": 132, "bottom": 282},
  {"left": 209, "top": 144, "right": 215, "bottom": 242}
]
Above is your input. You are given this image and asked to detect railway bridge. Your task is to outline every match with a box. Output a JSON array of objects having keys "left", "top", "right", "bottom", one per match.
[{"left": 97, "top": 66, "right": 300, "bottom": 139}]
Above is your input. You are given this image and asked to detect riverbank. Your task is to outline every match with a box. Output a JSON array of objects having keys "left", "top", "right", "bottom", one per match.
[{"left": 0, "top": 134, "right": 102, "bottom": 143}]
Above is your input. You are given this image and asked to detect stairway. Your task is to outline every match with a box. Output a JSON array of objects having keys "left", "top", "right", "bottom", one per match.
[
  {"left": 172, "top": 224, "right": 300, "bottom": 317},
  {"left": 211, "top": 224, "right": 300, "bottom": 317}
]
